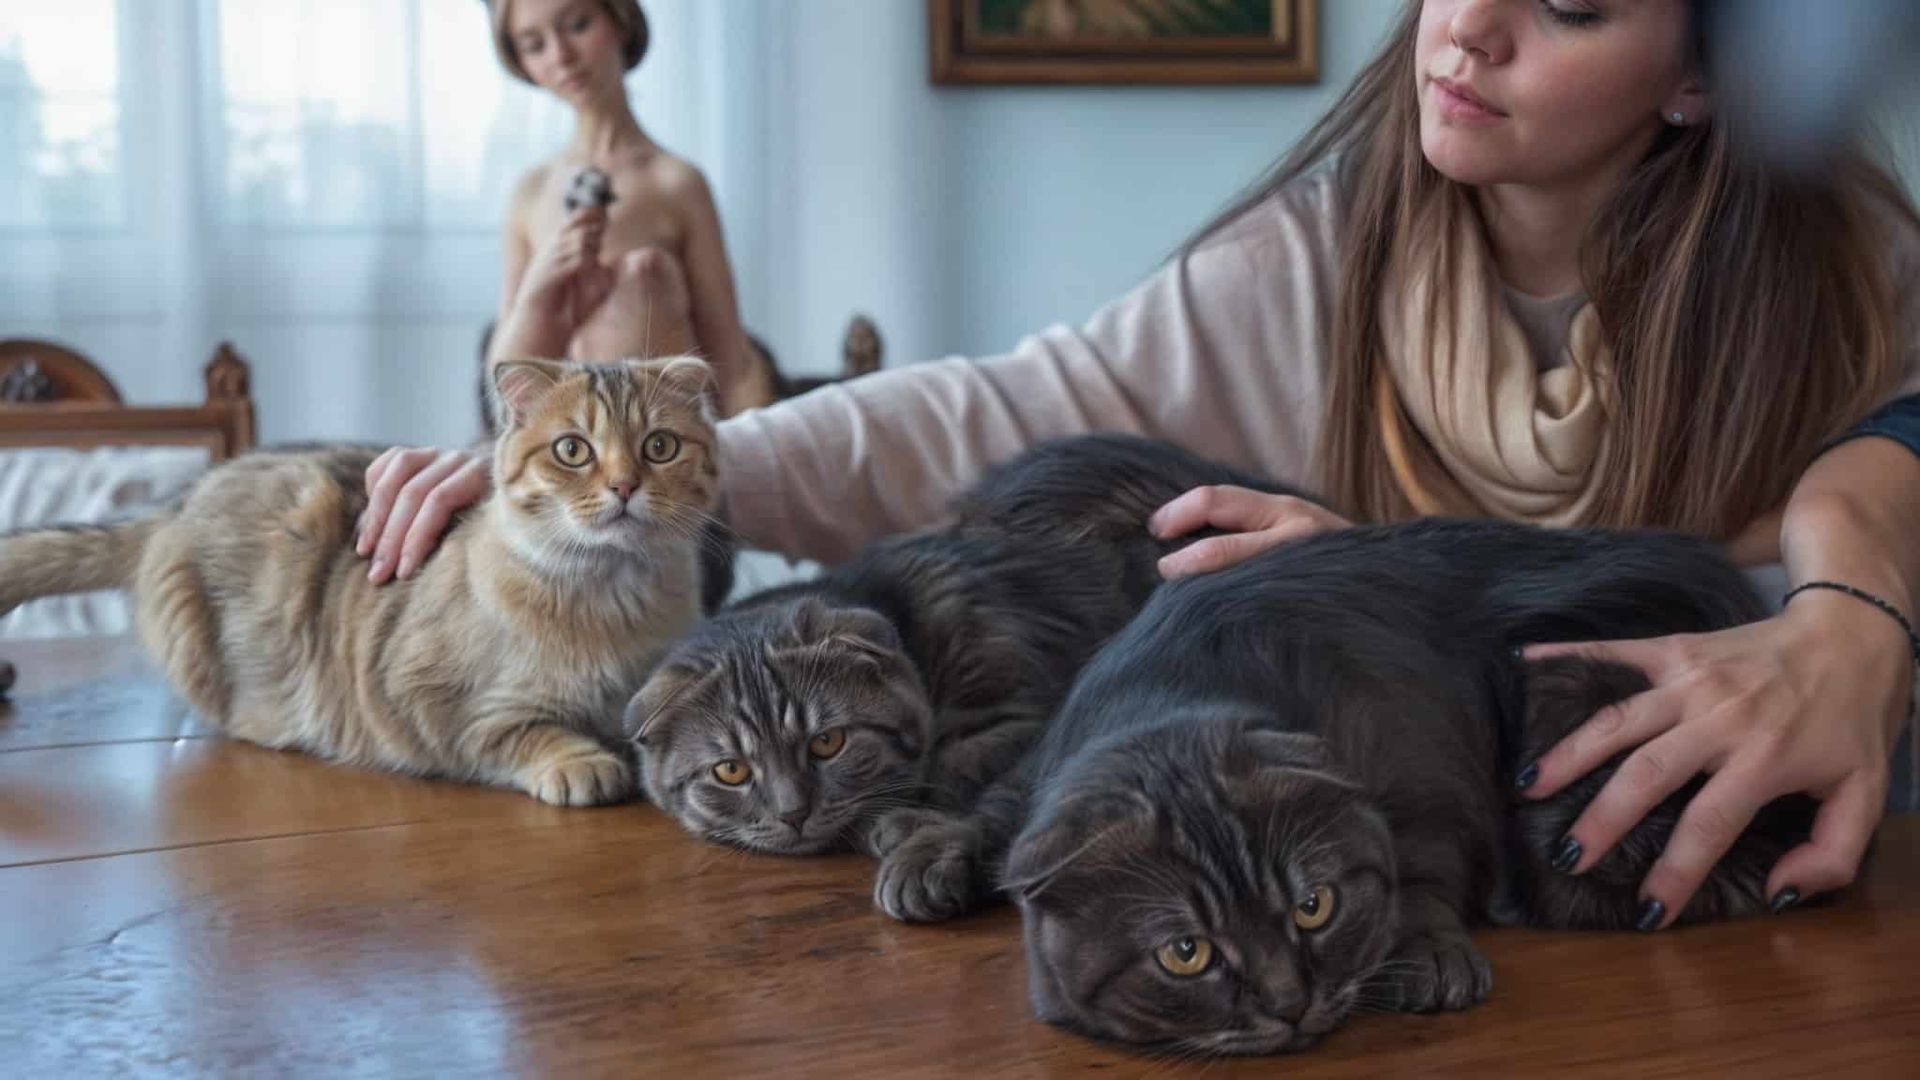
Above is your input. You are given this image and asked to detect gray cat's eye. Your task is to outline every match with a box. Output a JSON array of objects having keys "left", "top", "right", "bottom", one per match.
[
  {"left": 643, "top": 431, "right": 681, "bottom": 464},
  {"left": 1293, "top": 884, "right": 1336, "bottom": 931},
  {"left": 1154, "top": 936, "right": 1213, "bottom": 977},
  {"left": 807, "top": 728, "right": 847, "bottom": 760},
  {"left": 712, "top": 759, "right": 751, "bottom": 786},
  {"left": 552, "top": 435, "right": 594, "bottom": 468}
]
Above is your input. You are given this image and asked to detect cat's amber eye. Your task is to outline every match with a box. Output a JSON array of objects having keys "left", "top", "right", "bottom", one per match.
[
  {"left": 807, "top": 728, "right": 847, "bottom": 760},
  {"left": 642, "top": 431, "right": 681, "bottom": 464},
  {"left": 1293, "top": 885, "right": 1336, "bottom": 931},
  {"left": 712, "top": 759, "right": 751, "bottom": 786},
  {"left": 1155, "top": 936, "right": 1213, "bottom": 977},
  {"left": 552, "top": 435, "right": 594, "bottom": 468}
]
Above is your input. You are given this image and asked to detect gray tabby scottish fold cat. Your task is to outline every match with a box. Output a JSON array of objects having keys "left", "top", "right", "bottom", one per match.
[
  {"left": 987, "top": 520, "right": 1814, "bottom": 1055},
  {"left": 624, "top": 436, "right": 1307, "bottom": 919}
]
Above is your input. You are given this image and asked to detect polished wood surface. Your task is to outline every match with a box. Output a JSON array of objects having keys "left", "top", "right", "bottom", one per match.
[{"left": 3, "top": 636, "right": 1916, "bottom": 1076}]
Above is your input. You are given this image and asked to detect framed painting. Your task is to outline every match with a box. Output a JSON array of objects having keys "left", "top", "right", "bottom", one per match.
[{"left": 928, "top": 0, "right": 1318, "bottom": 86}]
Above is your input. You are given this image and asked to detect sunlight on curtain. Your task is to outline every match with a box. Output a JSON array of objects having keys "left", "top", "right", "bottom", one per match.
[
  {"left": 0, "top": 0, "right": 123, "bottom": 226},
  {"left": 216, "top": 0, "right": 566, "bottom": 229}
]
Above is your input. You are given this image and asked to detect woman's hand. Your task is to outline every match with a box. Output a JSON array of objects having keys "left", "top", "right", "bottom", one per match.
[
  {"left": 1520, "top": 590, "right": 1911, "bottom": 928},
  {"left": 357, "top": 447, "right": 490, "bottom": 583},
  {"left": 515, "top": 206, "right": 615, "bottom": 330},
  {"left": 1148, "top": 485, "right": 1351, "bottom": 578}
]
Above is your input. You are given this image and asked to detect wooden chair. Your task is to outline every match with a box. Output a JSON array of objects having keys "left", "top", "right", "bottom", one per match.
[{"left": 0, "top": 340, "right": 257, "bottom": 461}]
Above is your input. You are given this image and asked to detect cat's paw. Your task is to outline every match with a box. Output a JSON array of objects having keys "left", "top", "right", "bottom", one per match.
[
  {"left": 863, "top": 806, "right": 949, "bottom": 858},
  {"left": 874, "top": 824, "right": 984, "bottom": 923},
  {"left": 1372, "top": 932, "right": 1493, "bottom": 1013},
  {"left": 518, "top": 749, "right": 635, "bottom": 807}
]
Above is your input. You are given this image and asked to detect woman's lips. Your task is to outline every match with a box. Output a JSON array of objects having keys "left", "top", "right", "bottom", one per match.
[{"left": 1431, "top": 76, "right": 1507, "bottom": 123}]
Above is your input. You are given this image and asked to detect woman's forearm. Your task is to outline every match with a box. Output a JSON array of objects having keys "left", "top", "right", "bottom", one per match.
[{"left": 1779, "top": 434, "right": 1920, "bottom": 620}]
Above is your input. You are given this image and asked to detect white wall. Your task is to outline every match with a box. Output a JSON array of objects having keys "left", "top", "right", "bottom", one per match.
[{"left": 751, "top": 0, "right": 1404, "bottom": 373}]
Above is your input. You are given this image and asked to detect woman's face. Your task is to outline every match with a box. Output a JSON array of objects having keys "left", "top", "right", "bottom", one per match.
[
  {"left": 1416, "top": 0, "right": 1703, "bottom": 189},
  {"left": 506, "top": 0, "right": 627, "bottom": 104}
]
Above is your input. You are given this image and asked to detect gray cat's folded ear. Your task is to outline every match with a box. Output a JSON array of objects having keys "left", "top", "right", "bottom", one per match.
[
  {"left": 490, "top": 360, "right": 572, "bottom": 430},
  {"left": 784, "top": 598, "right": 901, "bottom": 664},
  {"left": 624, "top": 660, "right": 717, "bottom": 745},
  {"left": 1002, "top": 792, "right": 1153, "bottom": 907}
]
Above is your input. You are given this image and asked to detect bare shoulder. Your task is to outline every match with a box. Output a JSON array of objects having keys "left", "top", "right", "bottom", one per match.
[
  {"left": 645, "top": 151, "right": 715, "bottom": 208},
  {"left": 505, "top": 161, "right": 557, "bottom": 233}
]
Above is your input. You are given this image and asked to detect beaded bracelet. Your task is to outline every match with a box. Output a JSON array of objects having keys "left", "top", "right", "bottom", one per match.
[{"left": 1782, "top": 580, "right": 1920, "bottom": 669}]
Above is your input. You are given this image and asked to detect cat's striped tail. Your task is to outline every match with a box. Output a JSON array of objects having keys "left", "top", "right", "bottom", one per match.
[{"left": 0, "top": 518, "right": 164, "bottom": 618}]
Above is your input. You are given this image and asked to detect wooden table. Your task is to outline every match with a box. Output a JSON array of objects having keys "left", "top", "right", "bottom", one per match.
[{"left": 3, "top": 636, "right": 1917, "bottom": 1077}]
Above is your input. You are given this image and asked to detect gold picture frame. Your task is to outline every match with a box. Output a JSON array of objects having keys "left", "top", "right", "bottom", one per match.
[{"left": 929, "top": 0, "right": 1319, "bottom": 86}]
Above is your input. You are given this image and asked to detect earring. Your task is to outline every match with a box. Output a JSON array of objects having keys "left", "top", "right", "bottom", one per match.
[{"left": 1669, "top": 111, "right": 1686, "bottom": 125}]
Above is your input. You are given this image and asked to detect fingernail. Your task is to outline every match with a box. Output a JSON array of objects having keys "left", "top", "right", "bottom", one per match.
[
  {"left": 1514, "top": 761, "right": 1539, "bottom": 791},
  {"left": 1635, "top": 898, "right": 1667, "bottom": 932},
  {"left": 396, "top": 557, "right": 416, "bottom": 580},
  {"left": 1769, "top": 887, "right": 1801, "bottom": 914},
  {"left": 1550, "top": 835, "right": 1583, "bottom": 874},
  {"left": 369, "top": 557, "right": 390, "bottom": 581}
]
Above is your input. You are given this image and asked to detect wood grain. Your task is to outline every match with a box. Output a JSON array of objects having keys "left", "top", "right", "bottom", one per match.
[{"left": 2, "top": 635, "right": 1916, "bottom": 1076}]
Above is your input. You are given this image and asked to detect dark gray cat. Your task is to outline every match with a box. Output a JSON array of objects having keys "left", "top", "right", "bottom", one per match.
[
  {"left": 953, "top": 520, "right": 1811, "bottom": 1055},
  {"left": 624, "top": 436, "right": 1307, "bottom": 920}
]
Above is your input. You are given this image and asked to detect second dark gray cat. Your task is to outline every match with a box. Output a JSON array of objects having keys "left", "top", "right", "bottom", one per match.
[
  {"left": 624, "top": 435, "right": 1305, "bottom": 920},
  {"left": 983, "top": 520, "right": 1815, "bottom": 1055}
]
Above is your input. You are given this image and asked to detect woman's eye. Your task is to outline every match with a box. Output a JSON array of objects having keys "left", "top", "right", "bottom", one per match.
[
  {"left": 519, "top": 35, "right": 544, "bottom": 55},
  {"left": 807, "top": 728, "right": 847, "bottom": 760},
  {"left": 712, "top": 759, "right": 751, "bottom": 786},
  {"left": 552, "top": 435, "right": 594, "bottom": 467},
  {"left": 569, "top": 14, "right": 592, "bottom": 33},
  {"left": 1538, "top": 0, "right": 1603, "bottom": 28}
]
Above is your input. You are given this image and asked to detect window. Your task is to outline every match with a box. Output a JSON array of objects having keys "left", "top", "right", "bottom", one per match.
[{"left": 0, "top": 0, "right": 124, "bottom": 227}]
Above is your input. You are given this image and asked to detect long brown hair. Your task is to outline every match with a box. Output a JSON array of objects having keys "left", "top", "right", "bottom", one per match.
[{"left": 1192, "top": 0, "right": 1916, "bottom": 538}]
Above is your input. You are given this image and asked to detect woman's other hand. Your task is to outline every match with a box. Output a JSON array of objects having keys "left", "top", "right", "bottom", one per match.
[
  {"left": 1149, "top": 485, "right": 1352, "bottom": 579},
  {"left": 357, "top": 447, "right": 491, "bottom": 583},
  {"left": 1518, "top": 590, "right": 1911, "bottom": 928}
]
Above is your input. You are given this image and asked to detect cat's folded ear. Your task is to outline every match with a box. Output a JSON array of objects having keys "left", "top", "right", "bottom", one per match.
[
  {"left": 633, "top": 356, "right": 715, "bottom": 409},
  {"left": 1002, "top": 791, "right": 1153, "bottom": 908},
  {"left": 625, "top": 658, "right": 717, "bottom": 745},
  {"left": 783, "top": 598, "right": 901, "bottom": 665},
  {"left": 490, "top": 360, "right": 572, "bottom": 429}
]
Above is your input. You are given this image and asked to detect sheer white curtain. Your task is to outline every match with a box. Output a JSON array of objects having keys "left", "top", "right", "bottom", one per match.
[{"left": 0, "top": 0, "right": 780, "bottom": 447}]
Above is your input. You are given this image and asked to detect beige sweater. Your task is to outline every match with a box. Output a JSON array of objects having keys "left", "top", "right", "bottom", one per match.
[{"left": 718, "top": 171, "right": 1920, "bottom": 564}]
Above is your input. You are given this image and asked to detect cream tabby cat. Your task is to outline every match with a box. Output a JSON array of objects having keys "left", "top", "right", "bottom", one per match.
[{"left": 0, "top": 358, "right": 716, "bottom": 804}]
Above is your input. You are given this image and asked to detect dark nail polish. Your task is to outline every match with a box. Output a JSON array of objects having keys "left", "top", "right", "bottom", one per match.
[
  {"left": 1509, "top": 645, "right": 1525, "bottom": 660},
  {"left": 1635, "top": 898, "right": 1667, "bottom": 932},
  {"left": 1514, "top": 762, "right": 1539, "bottom": 790},
  {"left": 1769, "top": 887, "right": 1801, "bottom": 914},
  {"left": 1550, "top": 835, "right": 1583, "bottom": 874}
]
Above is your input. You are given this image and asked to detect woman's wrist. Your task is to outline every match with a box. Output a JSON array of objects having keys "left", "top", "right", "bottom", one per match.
[{"left": 1780, "top": 487, "right": 1914, "bottom": 613}]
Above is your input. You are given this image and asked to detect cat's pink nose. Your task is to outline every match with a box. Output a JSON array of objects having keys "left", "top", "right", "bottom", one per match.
[{"left": 610, "top": 482, "right": 635, "bottom": 501}]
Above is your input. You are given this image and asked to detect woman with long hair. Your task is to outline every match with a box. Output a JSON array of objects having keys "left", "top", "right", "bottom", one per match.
[{"left": 368, "top": 0, "right": 1920, "bottom": 928}]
